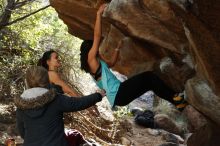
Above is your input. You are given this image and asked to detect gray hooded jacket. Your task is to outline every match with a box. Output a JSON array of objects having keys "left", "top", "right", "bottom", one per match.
[{"left": 15, "top": 87, "right": 102, "bottom": 146}]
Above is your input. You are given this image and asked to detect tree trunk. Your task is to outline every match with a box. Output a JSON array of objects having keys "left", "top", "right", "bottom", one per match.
[{"left": 0, "top": 0, "right": 15, "bottom": 29}]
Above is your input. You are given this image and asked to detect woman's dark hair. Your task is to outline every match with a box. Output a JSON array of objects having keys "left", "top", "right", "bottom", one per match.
[
  {"left": 80, "top": 40, "right": 93, "bottom": 73},
  {"left": 38, "top": 50, "right": 56, "bottom": 70}
]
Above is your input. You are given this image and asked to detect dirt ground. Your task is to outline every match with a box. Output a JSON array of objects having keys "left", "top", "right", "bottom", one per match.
[{"left": 0, "top": 97, "right": 167, "bottom": 146}]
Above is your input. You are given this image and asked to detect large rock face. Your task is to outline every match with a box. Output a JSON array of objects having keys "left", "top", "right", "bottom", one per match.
[{"left": 50, "top": 0, "right": 220, "bottom": 145}]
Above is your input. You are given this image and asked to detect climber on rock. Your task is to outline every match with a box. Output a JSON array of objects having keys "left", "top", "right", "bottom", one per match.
[{"left": 80, "top": 4, "right": 187, "bottom": 111}]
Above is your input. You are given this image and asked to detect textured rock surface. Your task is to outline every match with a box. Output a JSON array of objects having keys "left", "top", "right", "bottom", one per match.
[
  {"left": 182, "top": 105, "right": 207, "bottom": 132},
  {"left": 185, "top": 78, "right": 220, "bottom": 125},
  {"left": 50, "top": 0, "right": 220, "bottom": 145},
  {"left": 154, "top": 114, "right": 182, "bottom": 136},
  {"left": 187, "top": 122, "right": 220, "bottom": 146},
  {"left": 119, "top": 118, "right": 166, "bottom": 146}
]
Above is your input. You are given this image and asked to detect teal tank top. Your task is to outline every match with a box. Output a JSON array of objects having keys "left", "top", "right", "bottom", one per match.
[{"left": 95, "top": 60, "right": 121, "bottom": 106}]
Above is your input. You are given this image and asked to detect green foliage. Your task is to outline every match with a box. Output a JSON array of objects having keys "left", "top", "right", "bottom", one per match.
[
  {"left": 0, "top": 4, "right": 82, "bottom": 99},
  {"left": 0, "top": 0, "right": 6, "bottom": 14},
  {"left": 113, "top": 106, "right": 132, "bottom": 119}
]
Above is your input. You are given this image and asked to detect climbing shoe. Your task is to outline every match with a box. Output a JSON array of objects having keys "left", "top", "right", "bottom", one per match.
[
  {"left": 173, "top": 92, "right": 185, "bottom": 105},
  {"left": 173, "top": 92, "right": 188, "bottom": 111},
  {"left": 175, "top": 101, "right": 188, "bottom": 112}
]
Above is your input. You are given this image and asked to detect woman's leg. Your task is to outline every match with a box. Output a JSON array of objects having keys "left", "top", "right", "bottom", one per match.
[{"left": 114, "top": 71, "right": 176, "bottom": 106}]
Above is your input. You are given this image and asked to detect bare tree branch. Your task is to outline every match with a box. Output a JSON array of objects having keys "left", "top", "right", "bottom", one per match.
[
  {"left": 0, "top": 5, "right": 50, "bottom": 29},
  {"left": 0, "top": 0, "right": 16, "bottom": 28},
  {"left": 14, "top": 0, "right": 37, "bottom": 9}
]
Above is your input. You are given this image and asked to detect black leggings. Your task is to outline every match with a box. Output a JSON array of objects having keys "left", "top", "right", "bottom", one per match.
[{"left": 114, "top": 71, "right": 176, "bottom": 106}]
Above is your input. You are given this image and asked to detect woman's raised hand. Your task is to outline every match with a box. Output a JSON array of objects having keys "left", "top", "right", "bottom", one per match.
[{"left": 97, "top": 4, "right": 107, "bottom": 15}]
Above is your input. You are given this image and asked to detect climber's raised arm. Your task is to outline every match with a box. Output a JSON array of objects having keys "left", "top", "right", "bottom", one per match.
[{"left": 88, "top": 4, "right": 107, "bottom": 64}]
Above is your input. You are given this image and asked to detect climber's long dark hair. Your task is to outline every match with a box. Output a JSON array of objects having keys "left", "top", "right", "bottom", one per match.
[
  {"left": 80, "top": 40, "right": 94, "bottom": 73},
  {"left": 38, "top": 50, "right": 56, "bottom": 70}
]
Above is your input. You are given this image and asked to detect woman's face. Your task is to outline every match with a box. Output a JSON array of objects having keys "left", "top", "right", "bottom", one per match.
[{"left": 47, "top": 52, "right": 61, "bottom": 68}]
